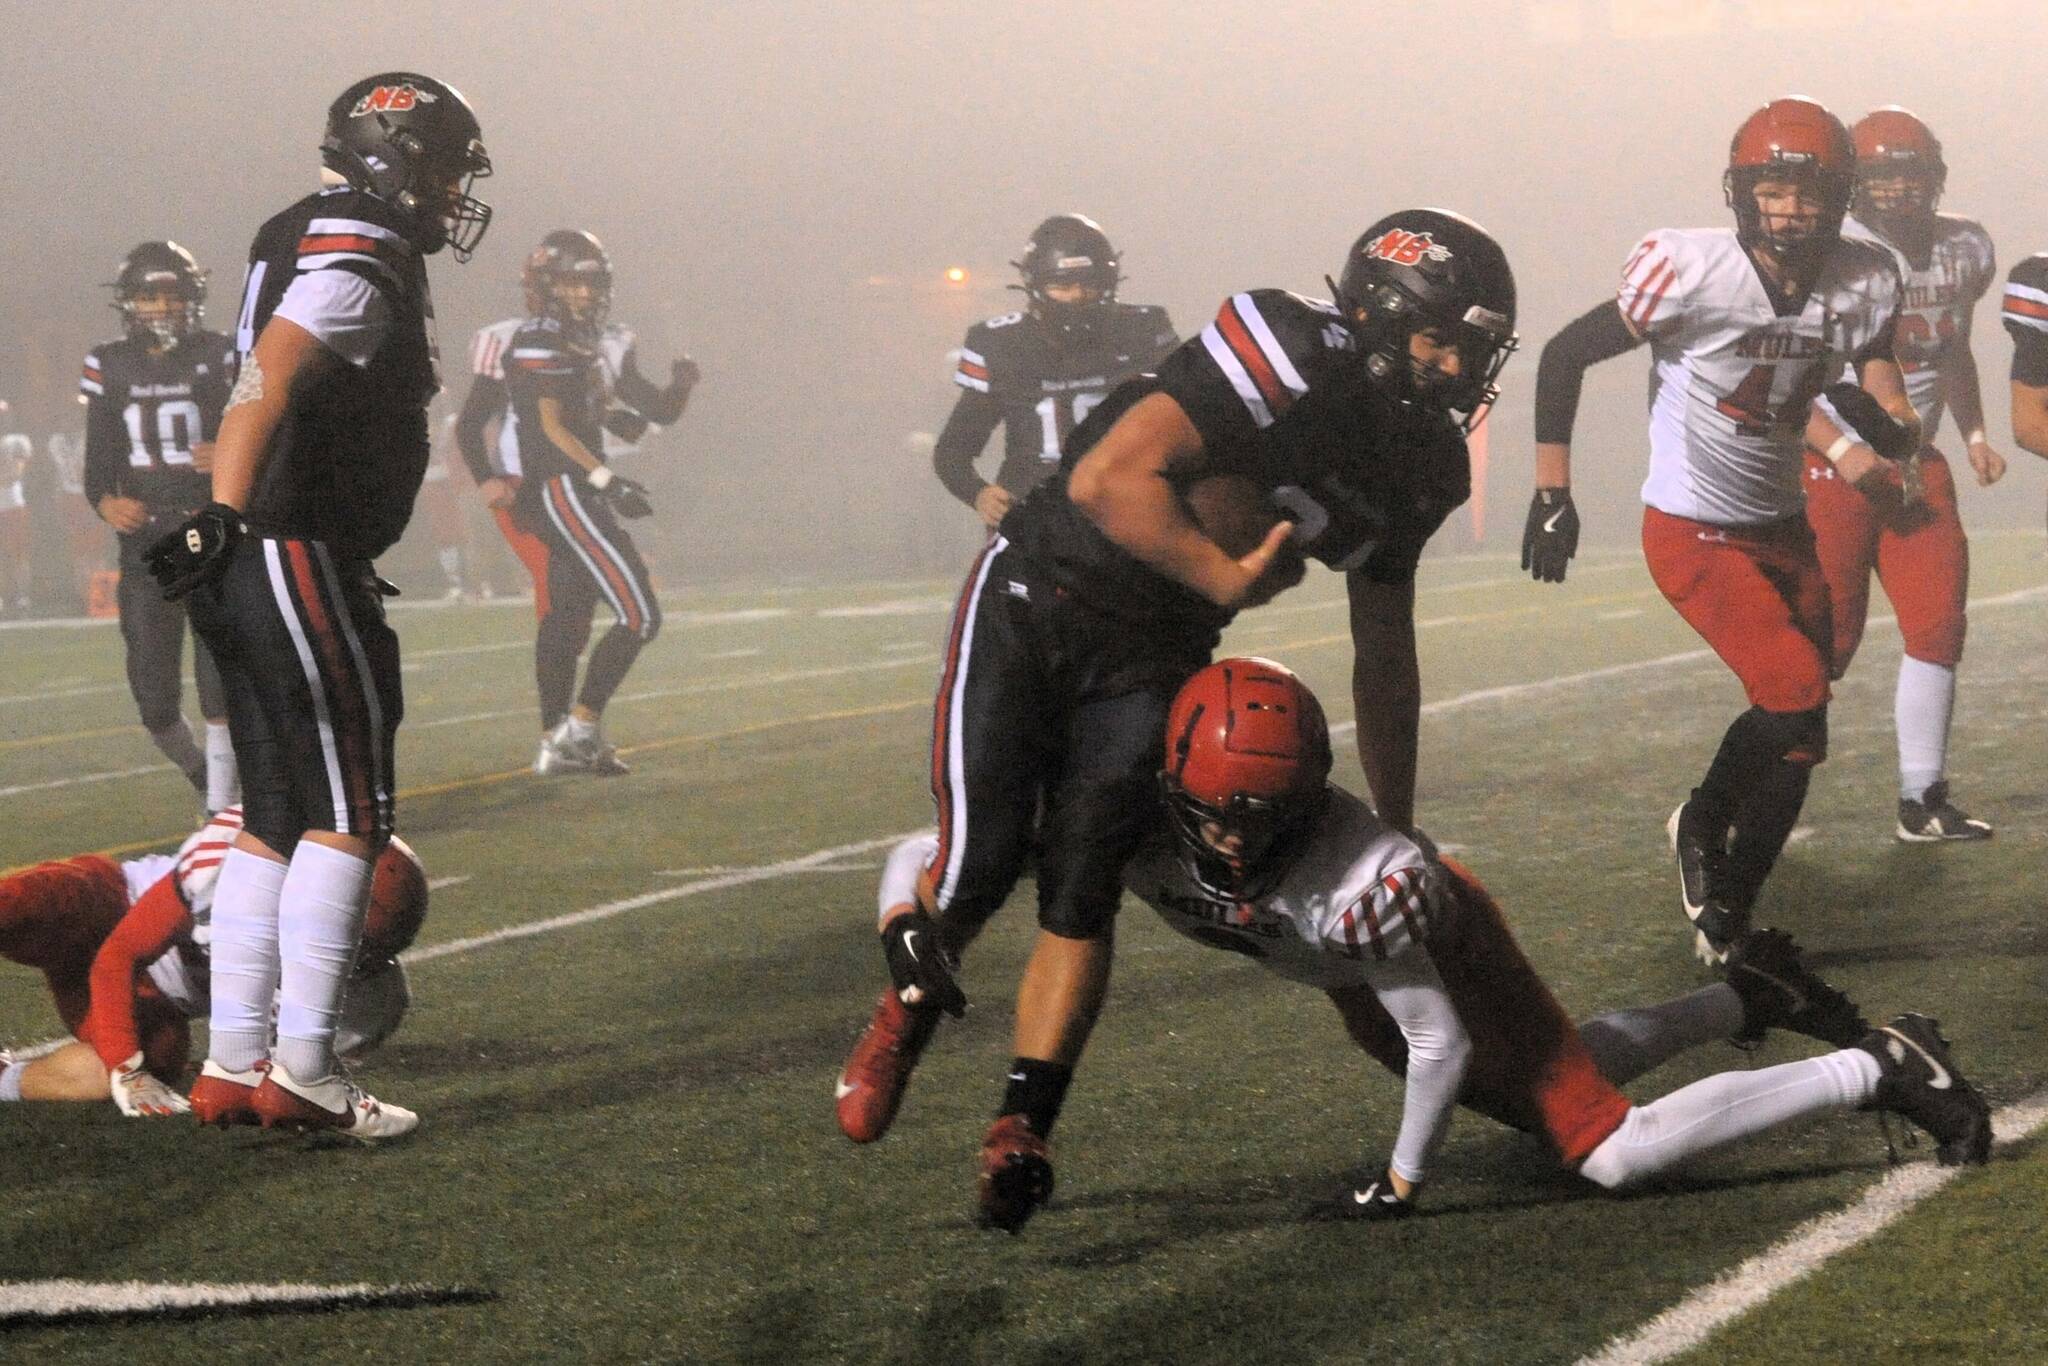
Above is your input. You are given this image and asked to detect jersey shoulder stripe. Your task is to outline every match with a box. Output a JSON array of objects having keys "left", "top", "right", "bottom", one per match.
[
  {"left": 470, "top": 316, "right": 522, "bottom": 379},
  {"left": 1198, "top": 290, "right": 1319, "bottom": 429},
  {"left": 80, "top": 352, "right": 105, "bottom": 396},
  {"left": 2003, "top": 254, "right": 2048, "bottom": 333}
]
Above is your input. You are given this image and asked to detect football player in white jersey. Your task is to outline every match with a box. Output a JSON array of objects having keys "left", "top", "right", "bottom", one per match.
[
  {"left": 1812, "top": 108, "right": 2001, "bottom": 842},
  {"left": 1523, "top": 97, "right": 1921, "bottom": 964},
  {"left": 453, "top": 230, "right": 700, "bottom": 622},
  {"left": 0, "top": 808, "right": 425, "bottom": 1124},
  {"left": 854, "top": 660, "right": 1990, "bottom": 1228}
]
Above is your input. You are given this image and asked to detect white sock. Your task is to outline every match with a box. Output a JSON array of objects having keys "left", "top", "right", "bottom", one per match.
[
  {"left": 205, "top": 722, "right": 239, "bottom": 813},
  {"left": 0, "top": 1060, "right": 26, "bottom": 1102},
  {"left": 208, "top": 848, "right": 289, "bottom": 1071},
  {"left": 147, "top": 720, "right": 205, "bottom": 790},
  {"left": 438, "top": 546, "right": 463, "bottom": 587},
  {"left": 1576, "top": 985, "right": 1744, "bottom": 1087},
  {"left": 1579, "top": 1049, "right": 1881, "bottom": 1189},
  {"left": 565, "top": 713, "right": 597, "bottom": 741},
  {"left": 1896, "top": 656, "right": 1956, "bottom": 799},
  {"left": 273, "top": 842, "right": 373, "bottom": 1083}
]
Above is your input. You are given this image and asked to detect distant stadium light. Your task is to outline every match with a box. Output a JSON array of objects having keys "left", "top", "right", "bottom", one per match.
[{"left": 944, "top": 267, "right": 968, "bottom": 284}]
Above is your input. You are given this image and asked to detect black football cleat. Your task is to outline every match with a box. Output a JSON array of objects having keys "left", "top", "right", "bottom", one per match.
[
  {"left": 1724, "top": 928, "right": 1871, "bottom": 1049},
  {"left": 1669, "top": 802, "right": 1747, "bottom": 965},
  {"left": 1896, "top": 782, "right": 1993, "bottom": 843},
  {"left": 1858, "top": 1014, "right": 1993, "bottom": 1166},
  {"left": 977, "top": 1113, "right": 1054, "bottom": 1234}
]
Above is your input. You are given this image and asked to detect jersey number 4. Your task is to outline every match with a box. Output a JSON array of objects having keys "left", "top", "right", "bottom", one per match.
[
  {"left": 124, "top": 399, "right": 203, "bottom": 467},
  {"left": 1715, "top": 361, "right": 1826, "bottom": 439}
]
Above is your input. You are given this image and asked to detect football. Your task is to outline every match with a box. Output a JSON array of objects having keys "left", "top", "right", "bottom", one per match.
[{"left": 1181, "top": 472, "right": 1285, "bottom": 558}]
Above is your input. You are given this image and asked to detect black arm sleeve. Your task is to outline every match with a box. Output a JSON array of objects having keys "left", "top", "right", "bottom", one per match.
[
  {"left": 612, "top": 353, "right": 687, "bottom": 425},
  {"left": 1533, "top": 301, "right": 1642, "bottom": 445},
  {"left": 932, "top": 388, "right": 1004, "bottom": 507},
  {"left": 82, "top": 394, "right": 125, "bottom": 508},
  {"left": 454, "top": 373, "right": 507, "bottom": 485}
]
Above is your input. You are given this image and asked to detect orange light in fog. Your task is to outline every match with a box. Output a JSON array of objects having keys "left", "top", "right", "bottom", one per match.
[{"left": 944, "top": 266, "right": 968, "bottom": 284}]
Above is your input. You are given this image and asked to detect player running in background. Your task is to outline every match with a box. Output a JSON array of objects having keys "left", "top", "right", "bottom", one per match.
[
  {"left": 80, "top": 241, "right": 240, "bottom": 811},
  {"left": 0, "top": 807, "right": 425, "bottom": 1119},
  {"left": 1814, "top": 108, "right": 2001, "bottom": 842},
  {"left": 839, "top": 210, "right": 1518, "bottom": 1232},
  {"left": 866, "top": 660, "right": 1990, "bottom": 1229},
  {"left": 145, "top": 71, "right": 491, "bottom": 1140},
  {"left": 497, "top": 232, "right": 695, "bottom": 776},
  {"left": 456, "top": 230, "right": 699, "bottom": 623},
  {"left": 1523, "top": 97, "right": 1920, "bottom": 964},
  {"left": 936, "top": 215, "right": 1178, "bottom": 530}
]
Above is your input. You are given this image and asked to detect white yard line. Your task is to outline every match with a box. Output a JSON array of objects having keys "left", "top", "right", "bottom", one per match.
[
  {"left": 1578, "top": 1092, "right": 2048, "bottom": 1366},
  {"left": 0, "top": 764, "right": 173, "bottom": 800},
  {"left": 400, "top": 832, "right": 922, "bottom": 965},
  {"left": 0, "top": 1279, "right": 484, "bottom": 1324}
]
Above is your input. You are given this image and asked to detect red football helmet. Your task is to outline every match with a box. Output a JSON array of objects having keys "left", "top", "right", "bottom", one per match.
[
  {"left": 358, "top": 835, "right": 428, "bottom": 972},
  {"left": 1723, "top": 96, "right": 1856, "bottom": 261},
  {"left": 1160, "top": 657, "right": 1332, "bottom": 900},
  {"left": 1852, "top": 107, "right": 1945, "bottom": 223}
]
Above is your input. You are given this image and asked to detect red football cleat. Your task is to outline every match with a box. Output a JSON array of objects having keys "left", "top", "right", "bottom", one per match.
[
  {"left": 250, "top": 1067, "right": 418, "bottom": 1141},
  {"left": 977, "top": 1113, "right": 1054, "bottom": 1234},
  {"left": 835, "top": 990, "right": 939, "bottom": 1144},
  {"left": 189, "top": 1059, "right": 268, "bottom": 1128}
]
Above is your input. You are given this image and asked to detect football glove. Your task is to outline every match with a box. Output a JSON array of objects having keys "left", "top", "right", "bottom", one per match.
[
  {"left": 144, "top": 502, "right": 243, "bottom": 600},
  {"left": 602, "top": 407, "right": 652, "bottom": 444},
  {"left": 586, "top": 465, "right": 653, "bottom": 519},
  {"left": 881, "top": 907, "right": 966, "bottom": 1019},
  {"left": 1303, "top": 1173, "right": 1415, "bottom": 1223},
  {"left": 1521, "top": 488, "right": 1579, "bottom": 583},
  {"left": 1821, "top": 383, "right": 1918, "bottom": 463},
  {"left": 109, "top": 1052, "right": 191, "bottom": 1118}
]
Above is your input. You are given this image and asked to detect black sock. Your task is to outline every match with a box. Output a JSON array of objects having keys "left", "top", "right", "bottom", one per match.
[
  {"left": 1001, "top": 1058, "right": 1074, "bottom": 1139},
  {"left": 1692, "top": 710, "right": 1777, "bottom": 831},
  {"left": 1726, "top": 758, "right": 1813, "bottom": 909}
]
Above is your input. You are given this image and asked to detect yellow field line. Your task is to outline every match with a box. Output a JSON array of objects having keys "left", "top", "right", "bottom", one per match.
[{"left": 0, "top": 724, "right": 140, "bottom": 753}]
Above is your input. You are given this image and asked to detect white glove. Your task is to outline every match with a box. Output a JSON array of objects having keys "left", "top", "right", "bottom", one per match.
[{"left": 109, "top": 1051, "right": 191, "bottom": 1117}]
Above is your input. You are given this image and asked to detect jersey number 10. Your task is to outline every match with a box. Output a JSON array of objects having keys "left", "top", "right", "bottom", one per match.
[{"left": 123, "top": 399, "right": 202, "bottom": 467}]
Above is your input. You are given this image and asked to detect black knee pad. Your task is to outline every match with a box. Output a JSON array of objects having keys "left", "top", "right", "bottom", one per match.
[{"left": 1746, "top": 704, "right": 1827, "bottom": 767}]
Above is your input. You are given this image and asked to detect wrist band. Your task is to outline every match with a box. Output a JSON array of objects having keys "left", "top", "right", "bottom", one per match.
[
  {"left": 1823, "top": 433, "right": 1857, "bottom": 465},
  {"left": 1965, "top": 428, "right": 1987, "bottom": 447},
  {"left": 587, "top": 465, "right": 615, "bottom": 490}
]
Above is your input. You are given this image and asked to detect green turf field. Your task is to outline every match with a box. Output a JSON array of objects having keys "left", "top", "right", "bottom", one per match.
[{"left": 3, "top": 536, "right": 2044, "bottom": 1363}]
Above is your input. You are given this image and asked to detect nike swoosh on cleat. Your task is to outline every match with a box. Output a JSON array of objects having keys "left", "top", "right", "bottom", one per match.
[
  {"left": 835, "top": 1077, "right": 858, "bottom": 1100},
  {"left": 901, "top": 930, "right": 920, "bottom": 963},
  {"left": 1886, "top": 1029, "right": 1954, "bottom": 1089}
]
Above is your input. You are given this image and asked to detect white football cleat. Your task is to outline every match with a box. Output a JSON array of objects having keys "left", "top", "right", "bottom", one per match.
[
  {"left": 251, "top": 1066, "right": 419, "bottom": 1141},
  {"left": 535, "top": 724, "right": 592, "bottom": 776}
]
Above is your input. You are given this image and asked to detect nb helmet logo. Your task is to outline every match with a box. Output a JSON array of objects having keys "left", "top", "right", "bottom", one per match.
[
  {"left": 1363, "top": 230, "right": 1453, "bottom": 267},
  {"left": 350, "top": 84, "right": 439, "bottom": 118}
]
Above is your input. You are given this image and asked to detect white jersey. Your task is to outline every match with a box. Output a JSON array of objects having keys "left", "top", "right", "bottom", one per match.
[
  {"left": 116, "top": 806, "right": 404, "bottom": 1054},
  {"left": 1840, "top": 213, "right": 1994, "bottom": 437},
  {"left": 469, "top": 316, "right": 652, "bottom": 474},
  {"left": 1619, "top": 227, "right": 1903, "bottom": 525}
]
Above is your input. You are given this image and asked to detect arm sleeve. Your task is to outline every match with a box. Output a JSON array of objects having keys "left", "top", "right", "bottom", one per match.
[
  {"left": 272, "top": 269, "right": 393, "bottom": 368},
  {"left": 611, "top": 347, "right": 687, "bottom": 425},
  {"left": 454, "top": 372, "right": 507, "bottom": 485},
  {"left": 1533, "top": 301, "right": 1641, "bottom": 445},
  {"left": 1357, "top": 948, "right": 1470, "bottom": 1186},
  {"left": 82, "top": 391, "right": 125, "bottom": 507},
  {"left": 932, "top": 387, "right": 1005, "bottom": 506},
  {"left": 78, "top": 875, "right": 193, "bottom": 1069}
]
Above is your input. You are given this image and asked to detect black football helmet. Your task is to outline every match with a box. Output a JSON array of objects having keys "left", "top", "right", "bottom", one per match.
[
  {"left": 110, "top": 241, "right": 207, "bottom": 348},
  {"left": 1332, "top": 209, "right": 1518, "bottom": 432},
  {"left": 523, "top": 230, "right": 613, "bottom": 333},
  {"left": 1012, "top": 214, "right": 1121, "bottom": 339},
  {"left": 321, "top": 72, "right": 492, "bottom": 261}
]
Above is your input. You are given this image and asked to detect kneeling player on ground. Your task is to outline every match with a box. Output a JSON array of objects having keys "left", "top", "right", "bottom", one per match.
[
  {"left": 860, "top": 660, "right": 1993, "bottom": 1231},
  {"left": 0, "top": 808, "right": 425, "bottom": 1121}
]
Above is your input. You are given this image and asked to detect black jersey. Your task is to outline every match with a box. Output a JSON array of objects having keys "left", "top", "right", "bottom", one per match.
[
  {"left": 233, "top": 186, "right": 440, "bottom": 559},
  {"left": 1002, "top": 289, "right": 1470, "bottom": 630},
  {"left": 79, "top": 330, "right": 235, "bottom": 515},
  {"left": 500, "top": 316, "right": 609, "bottom": 494},
  {"left": 941, "top": 303, "right": 1178, "bottom": 502},
  {"left": 2001, "top": 253, "right": 2048, "bottom": 385}
]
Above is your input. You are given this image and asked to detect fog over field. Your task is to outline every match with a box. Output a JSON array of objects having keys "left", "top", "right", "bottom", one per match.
[{"left": 3, "top": 0, "right": 2043, "bottom": 582}]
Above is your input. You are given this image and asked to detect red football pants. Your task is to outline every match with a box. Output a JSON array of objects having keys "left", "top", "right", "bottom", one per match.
[
  {"left": 1805, "top": 447, "right": 1969, "bottom": 673},
  {"left": 1642, "top": 506, "right": 1832, "bottom": 713}
]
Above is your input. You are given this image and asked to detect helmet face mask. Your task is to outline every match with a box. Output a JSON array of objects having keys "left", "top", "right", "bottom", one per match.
[
  {"left": 322, "top": 73, "right": 493, "bottom": 261},
  {"left": 1160, "top": 658, "right": 1333, "bottom": 902},
  {"left": 1013, "top": 214, "right": 1121, "bottom": 341},
  {"left": 1724, "top": 97, "right": 1855, "bottom": 269},
  {"left": 1332, "top": 210, "right": 1518, "bottom": 432},
  {"left": 111, "top": 242, "right": 206, "bottom": 349}
]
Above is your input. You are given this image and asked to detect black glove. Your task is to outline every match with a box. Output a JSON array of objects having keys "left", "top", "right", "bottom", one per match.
[
  {"left": 588, "top": 468, "right": 653, "bottom": 519},
  {"left": 670, "top": 355, "right": 701, "bottom": 392},
  {"left": 881, "top": 908, "right": 966, "bottom": 1018},
  {"left": 1521, "top": 488, "right": 1579, "bottom": 583},
  {"left": 602, "top": 407, "right": 652, "bottom": 444},
  {"left": 144, "top": 502, "right": 243, "bottom": 599},
  {"left": 1303, "top": 1173, "right": 1415, "bottom": 1223},
  {"left": 1821, "top": 383, "right": 1917, "bottom": 462}
]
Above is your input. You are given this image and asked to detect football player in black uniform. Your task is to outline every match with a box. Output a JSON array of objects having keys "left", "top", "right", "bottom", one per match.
[
  {"left": 835, "top": 209, "right": 1519, "bottom": 1231},
  {"left": 2001, "top": 252, "right": 2048, "bottom": 531},
  {"left": 499, "top": 231, "right": 667, "bottom": 776},
  {"left": 146, "top": 71, "right": 491, "bottom": 1140},
  {"left": 81, "top": 241, "right": 239, "bottom": 812},
  {"left": 937, "top": 215, "right": 1179, "bottom": 529}
]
